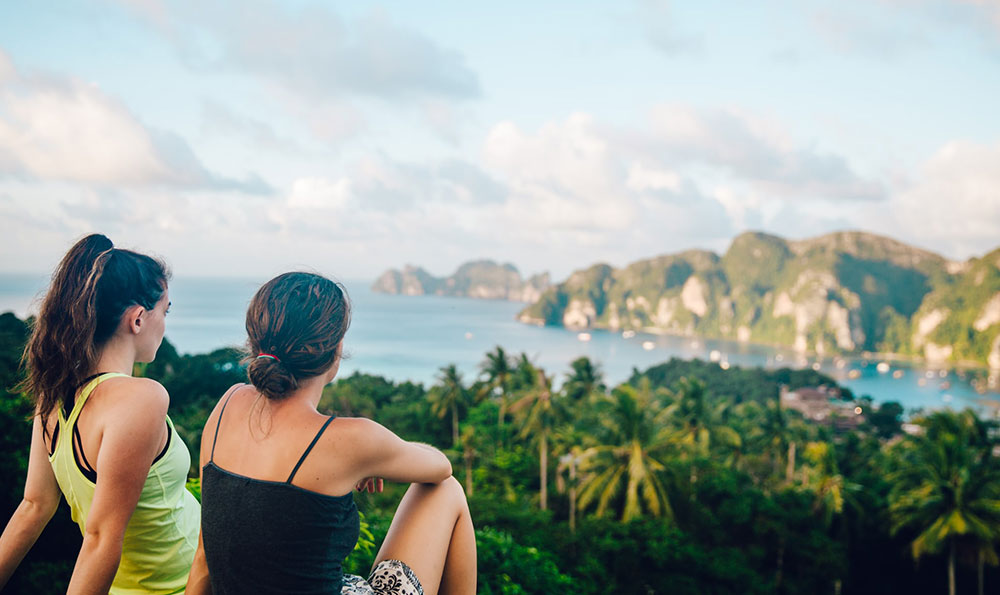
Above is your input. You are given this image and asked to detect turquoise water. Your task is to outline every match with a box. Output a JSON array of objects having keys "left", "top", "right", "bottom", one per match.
[{"left": 2, "top": 274, "right": 997, "bottom": 413}]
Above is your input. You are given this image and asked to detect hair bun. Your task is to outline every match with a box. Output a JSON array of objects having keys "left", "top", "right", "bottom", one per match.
[{"left": 247, "top": 356, "right": 298, "bottom": 400}]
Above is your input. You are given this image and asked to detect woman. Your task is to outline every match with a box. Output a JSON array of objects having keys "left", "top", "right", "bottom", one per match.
[
  {"left": 0, "top": 234, "right": 200, "bottom": 594},
  {"left": 186, "top": 272, "right": 476, "bottom": 595}
]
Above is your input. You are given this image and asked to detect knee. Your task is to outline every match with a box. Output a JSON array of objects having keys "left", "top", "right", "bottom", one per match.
[{"left": 414, "top": 475, "right": 468, "bottom": 509}]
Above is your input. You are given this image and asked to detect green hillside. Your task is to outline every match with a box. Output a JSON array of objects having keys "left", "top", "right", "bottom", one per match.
[{"left": 519, "top": 231, "right": 1000, "bottom": 367}]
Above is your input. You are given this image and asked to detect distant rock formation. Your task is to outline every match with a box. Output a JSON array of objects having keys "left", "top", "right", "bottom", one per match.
[
  {"left": 372, "top": 260, "right": 551, "bottom": 303},
  {"left": 518, "top": 230, "right": 1000, "bottom": 367}
]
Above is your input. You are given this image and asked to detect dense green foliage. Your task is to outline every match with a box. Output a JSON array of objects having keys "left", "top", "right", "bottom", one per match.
[
  {"left": 518, "top": 231, "right": 1000, "bottom": 367},
  {"left": 3, "top": 313, "right": 1000, "bottom": 593}
]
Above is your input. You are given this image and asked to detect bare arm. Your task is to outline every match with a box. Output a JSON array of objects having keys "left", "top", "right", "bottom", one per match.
[
  {"left": 350, "top": 419, "right": 452, "bottom": 485},
  {"left": 184, "top": 388, "right": 232, "bottom": 595},
  {"left": 66, "top": 379, "right": 169, "bottom": 595},
  {"left": 0, "top": 415, "right": 62, "bottom": 590}
]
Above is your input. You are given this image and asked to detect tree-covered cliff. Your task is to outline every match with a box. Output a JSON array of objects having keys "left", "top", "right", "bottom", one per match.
[
  {"left": 373, "top": 260, "right": 550, "bottom": 302},
  {"left": 519, "top": 231, "right": 1000, "bottom": 366}
]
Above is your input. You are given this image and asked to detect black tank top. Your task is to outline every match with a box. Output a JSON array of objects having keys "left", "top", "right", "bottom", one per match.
[{"left": 201, "top": 387, "right": 360, "bottom": 594}]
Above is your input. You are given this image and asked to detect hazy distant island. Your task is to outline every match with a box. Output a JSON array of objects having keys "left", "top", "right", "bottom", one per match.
[
  {"left": 518, "top": 231, "right": 1000, "bottom": 368},
  {"left": 372, "top": 260, "right": 551, "bottom": 303}
]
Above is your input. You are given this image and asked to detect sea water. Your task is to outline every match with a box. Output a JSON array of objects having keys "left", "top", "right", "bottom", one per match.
[{"left": 2, "top": 274, "right": 996, "bottom": 414}]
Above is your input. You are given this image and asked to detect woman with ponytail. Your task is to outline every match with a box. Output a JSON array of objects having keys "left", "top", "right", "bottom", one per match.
[
  {"left": 0, "top": 234, "right": 200, "bottom": 594},
  {"left": 186, "top": 272, "right": 477, "bottom": 595}
]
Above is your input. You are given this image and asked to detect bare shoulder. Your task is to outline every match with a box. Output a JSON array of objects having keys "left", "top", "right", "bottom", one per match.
[
  {"left": 203, "top": 383, "right": 250, "bottom": 427},
  {"left": 327, "top": 417, "right": 399, "bottom": 452},
  {"left": 96, "top": 376, "right": 169, "bottom": 414}
]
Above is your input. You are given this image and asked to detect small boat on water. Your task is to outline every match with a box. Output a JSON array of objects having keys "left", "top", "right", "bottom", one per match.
[
  {"left": 577, "top": 332, "right": 592, "bottom": 342},
  {"left": 848, "top": 369, "right": 861, "bottom": 379},
  {"left": 642, "top": 341, "right": 655, "bottom": 351},
  {"left": 892, "top": 370, "right": 904, "bottom": 379},
  {"left": 622, "top": 330, "right": 636, "bottom": 339},
  {"left": 709, "top": 350, "right": 722, "bottom": 362},
  {"left": 876, "top": 362, "right": 890, "bottom": 373}
]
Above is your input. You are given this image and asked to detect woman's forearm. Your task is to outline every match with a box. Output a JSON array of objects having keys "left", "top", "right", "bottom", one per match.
[
  {"left": 0, "top": 498, "right": 56, "bottom": 589},
  {"left": 66, "top": 530, "right": 125, "bottom": 595}
]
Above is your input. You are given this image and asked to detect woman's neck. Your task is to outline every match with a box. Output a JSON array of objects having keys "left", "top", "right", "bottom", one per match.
[{"left": 92, "top": 338, "right": 137, "bottom": 376}]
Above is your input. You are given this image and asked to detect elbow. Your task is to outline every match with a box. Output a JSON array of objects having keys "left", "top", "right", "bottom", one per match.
[
  {"left": 80, "top": 525, "right": 125, "bottom": 556},
  {"left": 22, "top": 495, "right": 59, "bottom": 523},
  {"left": 435, "top": 452, "right": 453, "bottom": 483}
]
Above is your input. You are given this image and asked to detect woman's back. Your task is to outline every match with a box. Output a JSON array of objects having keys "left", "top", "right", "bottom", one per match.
[{"left": 200, "top": 385, "right": 360, "bottom": 595}]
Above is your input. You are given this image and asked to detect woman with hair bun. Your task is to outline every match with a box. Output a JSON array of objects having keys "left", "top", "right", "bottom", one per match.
[
  {"left": 187, "top": 272, "right": 477, "bottom": 595},
  {"left": 0, "top": 234, "right": 200, "bottom": 594}
]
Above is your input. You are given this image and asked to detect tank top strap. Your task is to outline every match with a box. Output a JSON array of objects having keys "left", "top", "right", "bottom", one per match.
[
  {"left": 210, "top": 384, "right": 245, "bottom": 463},
  {"left": 286, "top": 416, "right": 336, "bottom": 484},
  {"left": 65, "top": 372, "right": 130, "bottom": 425}
]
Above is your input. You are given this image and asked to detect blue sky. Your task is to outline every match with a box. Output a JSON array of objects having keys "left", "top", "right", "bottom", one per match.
[{"left": 1, "top": 0, "right": 999, "bottom": 280}]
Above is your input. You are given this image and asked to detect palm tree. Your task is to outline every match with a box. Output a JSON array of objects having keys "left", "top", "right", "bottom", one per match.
[
  {"left": 888, "top": 410, "right": 1000, "bottom": 595},
  {"left": 662, "top": 377, "right": 741, "bottom": 497},
  {"left": 556, "top": 446, "right": 584, "bottom": 532},
  {"left": 663, "top": 377, "right": 741, "bottom": 459},
  {"left": 479, "top": 346, "right": 513, "bottom": 438},
  {"left": 429, "top": 364, "right": 467, "bottom": 448},
  {"left": 564, "top": 356, "right": 606, "bottom": 403},
  {"left": 459, "top": 425, "right": 479, "bottom": 497},
  {"left": 576, "top": 382, "right": 675, "bottom": 522},
  {"left": 509, "top": 366, "right": 562, "bottom": 511}
]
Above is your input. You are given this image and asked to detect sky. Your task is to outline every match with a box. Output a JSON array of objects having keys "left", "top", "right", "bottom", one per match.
[{"left": 1, "top": 0, "right": 999, "bottom": 281}]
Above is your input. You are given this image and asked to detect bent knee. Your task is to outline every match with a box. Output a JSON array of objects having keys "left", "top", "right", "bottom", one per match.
[{"left": 411, "top": 475, "right": 468, "bottom": 507}]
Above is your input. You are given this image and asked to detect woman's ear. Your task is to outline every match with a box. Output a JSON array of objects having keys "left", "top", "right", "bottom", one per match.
[{"left": 124, "top": 304, "right": 147, "bottom": 335}]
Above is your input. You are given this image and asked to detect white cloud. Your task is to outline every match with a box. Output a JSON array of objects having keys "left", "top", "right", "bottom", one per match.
[
  {"left": 0, "top": 49, "right": 269, "bottom": 193},
  {"left": 118, "top": 1, "right": 481, "bottom": 102},
  {"left": 644, "top": 104, "right": 885, "bottom": 201},
  {"left": 890, "top": 140, "right": 1000, "bottom": 257},
  {"left": 287, "top": 176, "right": 352, "bottom": 210}
]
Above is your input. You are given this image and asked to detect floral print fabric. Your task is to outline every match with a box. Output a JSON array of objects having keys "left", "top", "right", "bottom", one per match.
[{"left": 342, "top": 559, "right": 423, "bottom": 595}]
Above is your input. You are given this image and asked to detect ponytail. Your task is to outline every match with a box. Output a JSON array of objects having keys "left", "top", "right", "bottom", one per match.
[{"left": 20, "top": 234, "right": 170, "bottom": 438}]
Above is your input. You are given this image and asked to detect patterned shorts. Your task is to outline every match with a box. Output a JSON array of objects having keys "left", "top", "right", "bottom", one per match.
[{"left": 341, "top": 559, "right": 424, "bottom": 595}]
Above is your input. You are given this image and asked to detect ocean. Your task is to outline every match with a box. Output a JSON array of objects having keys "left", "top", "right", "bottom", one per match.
[{"left": 2, "top": 274, "right": 997, "bottom": 413}]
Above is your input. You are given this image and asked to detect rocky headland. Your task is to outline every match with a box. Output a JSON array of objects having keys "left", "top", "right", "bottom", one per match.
[
  {"left": 372, "top": 260, "right": 551, "bottom": 303},
  {"left": 517, "top": 231, "right": 1000, "bottom": 368}
]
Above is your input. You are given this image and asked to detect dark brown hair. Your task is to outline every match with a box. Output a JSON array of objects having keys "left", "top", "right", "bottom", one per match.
[
  {"left": 21, "top": 234, "right": 170, "bottom": 438},
  {"left": 245, "top": 272, "right": 351, "bottom": 400}
]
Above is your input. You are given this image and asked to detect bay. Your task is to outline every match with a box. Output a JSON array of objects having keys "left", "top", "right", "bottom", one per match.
[{"left": 2, "top": 274, "right": 998, "bottom": 413}]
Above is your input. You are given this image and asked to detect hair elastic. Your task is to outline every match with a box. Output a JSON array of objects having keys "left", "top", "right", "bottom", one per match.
[{"left": 256, "top": 353, "right": 280, "bottom": 362}]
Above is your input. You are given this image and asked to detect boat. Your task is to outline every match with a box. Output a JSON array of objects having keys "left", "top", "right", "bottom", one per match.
[
  {"left": 577, "top": 332, "right": 592, "bottom": 342},
  {"left": 642, "top": 341, "right": 655, "bottom": 351},
  {"left": 709, "top": 350, "right": 722, "bottom": 362},
  {"left": 876, "top": 362, "right": 890, "bottom": 373},
  {"left": 622, "top": 330, "right": 636, "bottom": 339},
  {"left": 892, "top": 370, "right": 904, "bottom": 379}
]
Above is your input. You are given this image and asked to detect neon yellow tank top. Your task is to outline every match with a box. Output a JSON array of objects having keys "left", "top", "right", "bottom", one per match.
[{"left": 49, "top": 373, "right": 200, "bottom": 595}]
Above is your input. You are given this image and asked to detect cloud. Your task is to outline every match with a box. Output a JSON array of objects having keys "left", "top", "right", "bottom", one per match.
[
  {"left": 811, "top": 6, "right": 929, "bottom": 58},
  {"left": 638, "top": 0, "right": 704, "bottom": 55},
  {"left": 200, "top": 100, "right": 303, "bottom": 153},
  {"left": 118, "top": 0, "right": 481, "bottom": 102},
  {"left": 0, "top": 49, "right": 270, "bottom": 193},
  {"left": 643, "top": 104, "right": 885, "bottom": 201},
  {"left": 890, "top": 139, "right": 1000, "bottom": 257}
]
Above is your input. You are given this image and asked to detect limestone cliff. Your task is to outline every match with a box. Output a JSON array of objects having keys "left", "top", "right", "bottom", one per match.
[
  {"left": 518, "top": 231, "right": 1000, "bottom": 367},
  {"left": 372, "top": 260, "right": 550, "bottom": 302}
]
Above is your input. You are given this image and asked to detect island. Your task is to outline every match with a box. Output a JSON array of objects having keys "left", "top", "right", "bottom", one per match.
[
  {"left": 372, "top": 260, "right": 551, "bottom": 303},
  {"left": 517, "top": 231, "right": 1000, "bottom": 367}
]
